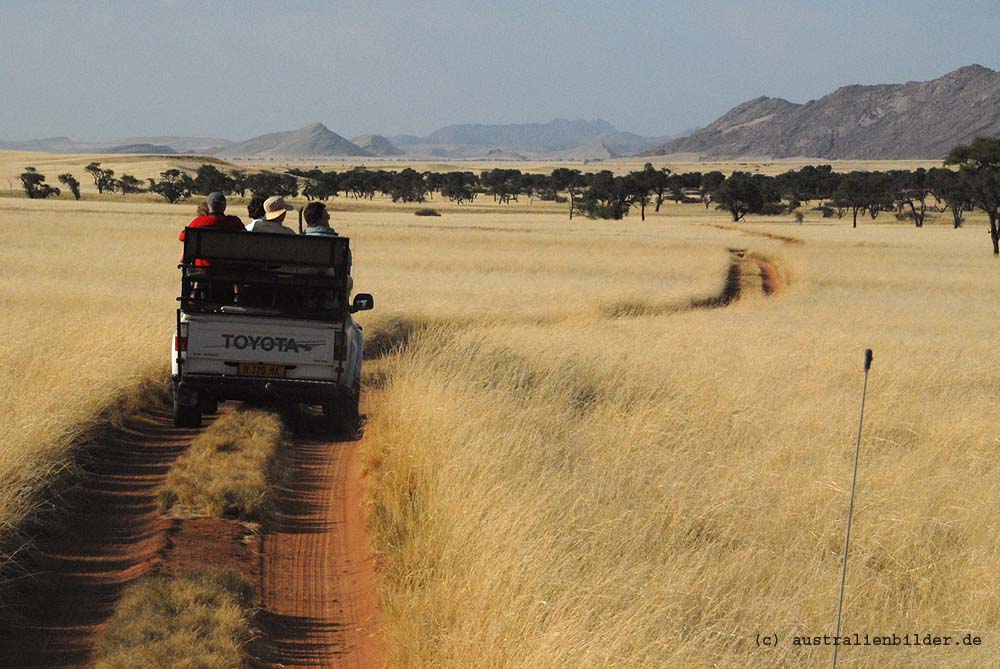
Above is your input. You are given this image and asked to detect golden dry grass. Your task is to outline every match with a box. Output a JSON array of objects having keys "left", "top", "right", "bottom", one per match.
[
  {"left": 0, "top": 199, "right": 184, "bottom": 555},
  {"left": 92, "top": 569, "right": 254, "bottom": 669},
  {"left": 359, "top": 213, "right": 1000, "bottom": 667},
  {"left": 159, "top": 408, "right": 287, "bottom": 521},
  {"left": 3, "top": 175, "right": 999, "bottom": 667}
]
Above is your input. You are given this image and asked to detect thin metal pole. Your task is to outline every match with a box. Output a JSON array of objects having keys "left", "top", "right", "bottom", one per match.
[{"left": 833, "top": 348, "right": 873, "bottom": 669}]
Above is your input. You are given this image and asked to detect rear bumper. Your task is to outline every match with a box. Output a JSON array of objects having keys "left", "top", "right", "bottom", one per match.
[{"left": 173, "top": 373, "right": 351, "bottom": 405}]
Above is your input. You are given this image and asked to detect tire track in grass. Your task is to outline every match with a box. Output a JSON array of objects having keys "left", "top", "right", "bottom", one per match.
[
  {"left": 603, "top": 248, "right": 784, "bottom": 318},
  {"left": 710, "top": 222, "right": 805, "bottom": 246},
  {"left": 0, "top": 406, "right": 209, "bottom": 669},
  {"left": 258, "top": 404, "right": 384, "bottom": 668}
]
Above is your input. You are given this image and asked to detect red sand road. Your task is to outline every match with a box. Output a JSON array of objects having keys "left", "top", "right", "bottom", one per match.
[
  {"left": 0, "top": 408, "right": 201, "bottom": 668},
  {"left": 0, "top": 404, "right": 384, "bottom": 668},
  {"left": 259, "top": 416, "right": 385, "bottom": 668}
]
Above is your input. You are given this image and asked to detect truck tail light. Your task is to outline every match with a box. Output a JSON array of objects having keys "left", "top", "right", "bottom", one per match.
[
  {"left": 175, "top": 322, "right": 189, "bottom": 352},
  {"left": 334, "top": 331, "right": 347, "bottom": 361}
]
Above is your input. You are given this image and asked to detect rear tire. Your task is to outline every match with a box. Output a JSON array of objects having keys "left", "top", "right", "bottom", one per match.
[
  {"left": 347, "top": 382, "right": 361, "bottom": 422},
  {"left": 321, "top": 399, "right": 340, "bottom": 432},
  {"left": 173, "top": 394, "right": 202, "bottom": 428},
  {"left": 201, "top": 397, "right": 218, "bottom": 414}
]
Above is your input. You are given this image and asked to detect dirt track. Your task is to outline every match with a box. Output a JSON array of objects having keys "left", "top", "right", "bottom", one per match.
[
  {"left": 0, "top": 407, "right": 196, "bottom": 668},
  {"left": 258, "top": 413, "right": 384, "bottom": 668},
  {"left": 0, "top": 405, "right": 383, "bottom": 668}
]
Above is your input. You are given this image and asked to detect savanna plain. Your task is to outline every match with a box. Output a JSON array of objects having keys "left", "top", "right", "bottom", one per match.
[{"left": 1, "top": 154, "right": 999, "bottom": 668}]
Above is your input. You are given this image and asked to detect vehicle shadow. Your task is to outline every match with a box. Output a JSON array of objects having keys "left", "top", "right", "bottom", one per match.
[{"left": 0, "top": 406, "right": 198, "bottom": 669}]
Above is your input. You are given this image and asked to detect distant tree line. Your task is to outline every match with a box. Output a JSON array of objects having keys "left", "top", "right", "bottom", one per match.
[{"left": 17, "top": 137, "right": 1000, "bottom": 254}]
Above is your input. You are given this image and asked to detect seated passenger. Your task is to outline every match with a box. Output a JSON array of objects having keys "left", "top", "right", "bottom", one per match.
[
  {"left": 303, "top": 201, "right": 340, "bottom": 236},
  {"left": 247, "top": 196, "right": 296, "bottom": 234},
  {"left": 179, "top": 192, "right": 244, "bottom": 301},
  {"left": 244, "top": 196, "right": 266, "bottom": 230},
  {"left": 301, "top": 202, "right": 352, "bottom": 308},
  {"left": 180, "top": 192, "right": 245, "bottom": 243}
]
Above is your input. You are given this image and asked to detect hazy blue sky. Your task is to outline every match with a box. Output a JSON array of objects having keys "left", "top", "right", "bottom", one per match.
[{"left": 2, "top": 0, "right": 999, "bottom": 141}]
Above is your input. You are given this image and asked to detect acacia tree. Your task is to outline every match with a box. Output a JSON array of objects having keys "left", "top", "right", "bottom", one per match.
[
  {"left": 57, "top": 173, "right": 81, "bottom": 200},
  {"left": 388, "top": 168, "right": 428, "bottom": 202},
  {"left": 699, "top": 171, "right": 725, "bottom": 209},
  {"left": 891, "top": 168, "right": 929, "bottom": 227},
  {"left": 836, "top": 171, "right": 874, "bottom": 228},
  {"left": 20, "top": 167, "right": 60, "bottom": 199},
  {"left": 627, "top": 171, "right": 653, "bottom": 221},
  {"left": 481, "top": 169, "right": 522, "bottom": 204},
  {"left": 116, "top": 173, "right": 144, "bottom": 195},
  {"left": 928, "top": 167, "right": 973, "bottom": 228},
  {"left": 551, "top": 168, "right": 584, "bottom": 219},
  {"left": 248, "top": 171, "right": 298, "bottom": 197},
  {"left": 441, "top": 171, "right": 478, "bottom": 204},
  {"left": 84, "top": 162, "right": 116, "bottom": 194},
  {"left": 301, "top": 171, "right": 340, "bottom": 201},
  {"left": 148, "top": 168, "right": 189, "bottom": 203},
  {"left": 575, "top": 171, "right": 640, "bottom": 220},
  {"left": 230, "top": 170, "right": 249, "bottom": 197},
  {"left": 639, "top": 163, "right": 671, "bottom": 212},
  {"left": 193, "top": 164, "right": 234, "bottom": 195},
  {"left": 946, "top": 137, "right": 1000, "bottom": 254},
  {"left": 714, "top": 172, "right": 764, "bottom": 221}
]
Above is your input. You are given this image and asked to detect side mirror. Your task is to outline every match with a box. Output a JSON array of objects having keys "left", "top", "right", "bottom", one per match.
[{"left": 351, "top": 293, "right": 374, "bottom": 312}]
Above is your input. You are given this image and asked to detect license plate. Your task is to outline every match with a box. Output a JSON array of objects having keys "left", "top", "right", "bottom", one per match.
[{"left": 238, "top": 363, "right": 286, "bottom": 378}]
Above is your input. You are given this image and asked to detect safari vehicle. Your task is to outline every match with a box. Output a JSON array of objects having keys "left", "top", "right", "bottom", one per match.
[{"left": 172, "top": 227, "right": 374, "bottom": 428}]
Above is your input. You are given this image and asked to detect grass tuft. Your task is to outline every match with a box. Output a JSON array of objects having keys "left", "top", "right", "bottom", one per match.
[
  {"left": 93, "top": 569, "right": 254, "bottom": 669},
  {"left": 159, "top": 408, "right": 288, "bottom": 521}
]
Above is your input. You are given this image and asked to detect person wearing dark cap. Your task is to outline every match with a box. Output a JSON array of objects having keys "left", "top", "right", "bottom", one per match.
[
  {"left": 180, "top": 192, "right": 245, "bottom": 244},
  {"left": 179, "top": 192, "right": 245, "bottom": 293}
]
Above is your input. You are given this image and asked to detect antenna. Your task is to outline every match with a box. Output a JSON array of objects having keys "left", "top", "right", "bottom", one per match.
[{"left": 832, "top": 348, "right": 873, "bottom": 669}]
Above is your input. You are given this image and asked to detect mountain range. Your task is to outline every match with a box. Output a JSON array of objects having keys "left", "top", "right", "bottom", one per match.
[
  {"left": 0, "top": 135, "right": 232, "bottom": 154},
  {"left": 388, "top": 119, "right": 672, "bottom": 159},
  {"left": 4, "top": 65, "right": 999, "bottom": 161},
  {"left": 647, "top": 64, "right": 1000, "bottom": 160},
  {"left": 0, "top": 119, "right": 673, "bottom": 161}
]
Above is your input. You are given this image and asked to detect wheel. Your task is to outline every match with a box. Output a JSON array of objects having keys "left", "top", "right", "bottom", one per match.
[
  {"left": 173, "top": 392, "right": 202, "bottom": 428},
  {"left": 201, "top": 396, "right": 218, "bottom": 414},
  {"left": 321, "top": 399, "right": 340, "bottom": 432},
  {"left": 347, "top": 382, "right": 361, "bottom": 422}
]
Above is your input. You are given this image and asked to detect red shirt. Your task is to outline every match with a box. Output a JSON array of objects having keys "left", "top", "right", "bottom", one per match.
[
  {"left": 180, "top": 214, "right": 245, "bottom": 266},
  {"left": 179, "top": 214, "right": 245, "bottom": 241}
]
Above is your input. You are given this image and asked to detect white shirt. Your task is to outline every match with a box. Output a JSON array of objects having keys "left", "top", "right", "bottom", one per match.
[{"left": 246, "top": 219, "right": 295, "bottom": 234}]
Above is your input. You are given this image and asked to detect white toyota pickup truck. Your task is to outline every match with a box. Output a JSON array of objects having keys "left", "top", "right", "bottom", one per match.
[{"left": 172, "top": 227, "right": 373, "bottom": 428}]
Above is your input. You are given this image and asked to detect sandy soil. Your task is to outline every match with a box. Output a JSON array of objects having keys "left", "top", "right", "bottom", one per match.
[
  {"left": 0, "top": 407, "right": 199, "bottom": 668},
  {"left": 0, "top": 405, "right": 384, "bottom": 669},
  {"left": 258, "top": 411, "right": 384, "bottom": 668}
]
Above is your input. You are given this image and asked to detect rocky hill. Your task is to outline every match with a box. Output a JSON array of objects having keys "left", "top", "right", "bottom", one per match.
[
  {"left": 416, "top": 118, "right": 617, "bottom": 150},
  {"left": 552, "top": 139, "right": 619, "bottom": 161},
  {"left": 102, "top": 143, "right": 177, "bottom": 154},
  {"left": 0, "top": 135, "right": 231, "bottom": 154},
  {"left": 115, "top": 136, "right": 232, "bottom": 153},
  {"left": 350, "top": 134, "right": 404, "bottom": 156},
  {"left": 647, "top": 65, "right": 1000, "bottom": 160},
  {"left": 390, "top": 118, "right": 672, "bottom": 159},
  {"left": 216, "top": 123, "right": 372, "bottom": 159}
]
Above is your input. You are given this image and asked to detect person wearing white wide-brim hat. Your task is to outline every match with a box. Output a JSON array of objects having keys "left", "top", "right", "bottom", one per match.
[{"left": 246, "top": 195, "right": 295, "bottom": 234}]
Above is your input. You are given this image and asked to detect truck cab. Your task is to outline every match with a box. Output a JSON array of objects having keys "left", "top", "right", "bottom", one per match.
[{"left": 172, "top": 227, "right": 373, "bottom": 428}]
